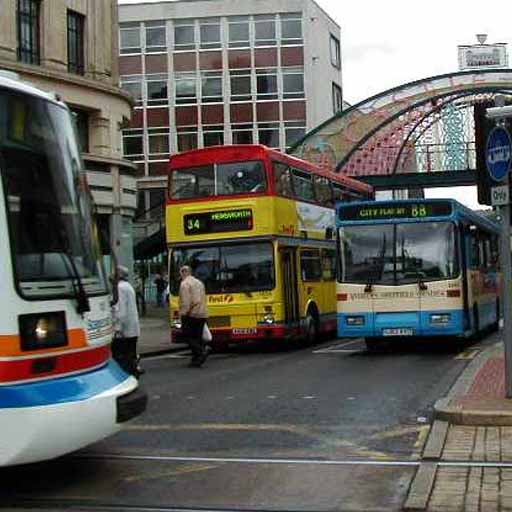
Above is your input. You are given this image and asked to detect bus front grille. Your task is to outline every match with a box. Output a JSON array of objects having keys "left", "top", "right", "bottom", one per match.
[{"left": 208, "top": 316, "right": 231, "bottom": 328}]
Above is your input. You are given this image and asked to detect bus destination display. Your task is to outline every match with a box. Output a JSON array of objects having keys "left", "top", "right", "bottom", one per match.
[
  {"left": 340, "top": 201, "right": 452, "bottom": 221},
  {"left": 184, "top": 209, "right": 253, "bottom": 235}
]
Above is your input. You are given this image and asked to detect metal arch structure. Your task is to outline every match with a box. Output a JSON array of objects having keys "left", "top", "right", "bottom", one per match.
[{"left": 289, "top": 69, "right": 512, "bottom": 189}]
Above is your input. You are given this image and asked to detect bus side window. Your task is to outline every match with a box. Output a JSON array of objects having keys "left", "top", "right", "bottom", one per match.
[
  {"left": 469, "top": 229, "right": 479, "bottom": 270},
  {"left": 321, "top": 249, "right": 336, "bottom": 281},
  {"left": 292, "top": 168, "right": 315, "bottom": 202},
  {"left": 314, "top": 176, "right": 333, "bottom": 207},
  {"left": 300, "top": 249, "right": 322, "bottom": 281},
  {"left": 273, "top": 161, "right": 293, "bottom": 198}
]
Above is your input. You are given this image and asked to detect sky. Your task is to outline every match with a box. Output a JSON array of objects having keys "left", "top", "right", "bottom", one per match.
[{"left": 118, "top": 0, "right": 512, "bottom": 210}]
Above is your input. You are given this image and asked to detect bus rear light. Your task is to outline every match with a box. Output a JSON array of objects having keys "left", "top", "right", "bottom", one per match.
[
  {"left": 337, "top": 293, "right": 348, "bottom": 301},
  {"left": 447, "top": 289, "right": 461, "bottom": 298}
]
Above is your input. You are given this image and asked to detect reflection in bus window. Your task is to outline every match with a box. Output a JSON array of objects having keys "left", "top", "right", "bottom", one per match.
[
  {"left": 170, "top": 165, "right": 215, "bottom": 199},
  {"left": 170, "top": 161, "right": 266, "bottom": 198},
  {"left": 292, "top": 169, "right": 315, "bottom": 202},
  {"left": 217, "top": 161, "right": 266, "bottom": 195},
  {"left": 340, "top": 222, "right": 458, "bottom": 285},
  {"left": 170, "top": 242, "right": 274, "bottom": 294},
  {"left": 273, "top": 161, "right": 293, "bottom": 197}
]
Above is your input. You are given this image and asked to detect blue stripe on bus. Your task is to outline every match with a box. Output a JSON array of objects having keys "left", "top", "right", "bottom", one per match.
[
  {"left": 0, "top": 360, "right": 129, "bottom": 408},
  {"left": 337, "top": 310, "right": 465, "bottom": 338}
]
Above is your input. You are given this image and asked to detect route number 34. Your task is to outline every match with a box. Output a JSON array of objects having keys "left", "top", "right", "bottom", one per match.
[
  {"left": 187, "top": 218, "right": 200, "bottom": 231},
  {"left": 411, "top": 205, "right": 427, "bottom": 217}
]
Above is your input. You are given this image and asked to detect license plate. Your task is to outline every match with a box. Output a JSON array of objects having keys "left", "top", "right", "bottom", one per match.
[
  {"left": 232, "top": 328, "right": 257, "bottom": 335},
  {"left": 382, "top": 328, "right": 414, "bottom": 336}
]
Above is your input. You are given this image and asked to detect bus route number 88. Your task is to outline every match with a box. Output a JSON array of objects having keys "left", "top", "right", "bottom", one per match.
[{"left": 411, "top": 205, "right": 427, "bottom": 218}]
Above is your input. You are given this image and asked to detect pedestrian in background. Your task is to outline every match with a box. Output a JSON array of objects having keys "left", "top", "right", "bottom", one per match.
[
  {"left": 112, "top": 265, "right": 144, "bottom": 377},
  {"left": 154, "top": 272, "right": 167, "bottom": 307},
  {"left": 134, "top": 272, "right": 146, "bottom": 317},
  {"left": 178, "top": 265, "right": 210, "bottom": 367}
]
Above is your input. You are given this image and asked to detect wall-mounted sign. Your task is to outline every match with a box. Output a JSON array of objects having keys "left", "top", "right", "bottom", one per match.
[
  {"left": 458, "top": 43, "right": 509, "bottom": 70},
  {"left": 486, "top": 126, "right": 512, "bottom": 182}
]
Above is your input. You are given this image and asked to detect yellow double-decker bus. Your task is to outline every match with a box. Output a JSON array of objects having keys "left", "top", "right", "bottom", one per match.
[{"left": 167, "top": 145, "right": 373, "bottom": 349}]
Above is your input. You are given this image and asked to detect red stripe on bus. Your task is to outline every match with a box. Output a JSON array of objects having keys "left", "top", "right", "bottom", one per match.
[{"left": 0, "top": 346, "right": 111, "bottom": 383}]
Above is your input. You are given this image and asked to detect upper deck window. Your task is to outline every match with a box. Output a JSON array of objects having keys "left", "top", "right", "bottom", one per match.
[{"left": 170, "top": 160, "right": 267, "bottom": 199}]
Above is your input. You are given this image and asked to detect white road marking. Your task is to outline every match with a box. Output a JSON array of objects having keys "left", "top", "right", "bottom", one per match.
[{"left": 313, "top": 339, "right": 364, "bottom": 354}]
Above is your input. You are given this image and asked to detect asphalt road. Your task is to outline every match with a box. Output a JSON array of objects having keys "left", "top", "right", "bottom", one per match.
[{"left": 0, "top": 333, "right": 498, "bottom": 512}]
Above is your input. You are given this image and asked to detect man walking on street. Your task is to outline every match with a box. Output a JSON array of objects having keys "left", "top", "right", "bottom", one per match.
[
  {"left": 112, "top": 266, "right": 144, "bottom": 377},
  {"left": 179, "top": 265, "right": 210, "bottom": 367}
]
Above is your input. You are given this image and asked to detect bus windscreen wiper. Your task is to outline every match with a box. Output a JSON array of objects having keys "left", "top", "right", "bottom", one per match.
[{"left": 60, "top": 250, "right": 90, "bottom": 315}]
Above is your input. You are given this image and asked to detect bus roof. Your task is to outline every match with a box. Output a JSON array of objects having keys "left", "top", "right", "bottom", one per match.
[
  {"left": 169, "top": 144, "right": 373, "bottom": 195},
  {"left": 0, "top": 70, "right": 64, "bottom": 107},
  {"left": 337, "top": 198, "right": 500, "bottom": 233}
]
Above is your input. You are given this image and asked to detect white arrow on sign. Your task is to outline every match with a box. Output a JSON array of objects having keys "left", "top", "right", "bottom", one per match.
[{"left": 491, "top": 184, "right": 510, "bottom": 206}]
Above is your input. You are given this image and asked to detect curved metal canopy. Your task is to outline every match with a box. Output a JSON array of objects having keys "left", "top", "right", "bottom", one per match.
[{"left": 290, "top": 69, "right": 512, "bottom": 177}]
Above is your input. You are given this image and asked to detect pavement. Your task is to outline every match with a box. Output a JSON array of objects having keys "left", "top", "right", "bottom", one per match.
[
  {"left": 404, "top": 331, "right": 512, "bottom": 511},
  {"left": 138, "top": 304, "right": 188, "bottom": 356}
]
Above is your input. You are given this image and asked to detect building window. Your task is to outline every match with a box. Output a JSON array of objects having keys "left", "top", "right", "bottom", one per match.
[
  {"left": 330, "top": 34, "right": 341, "bottom": 69},
  {"left": 71, "top": 108, "right": 90, "bottom": 153},
  {"left": 256, "top": 69, "right": 278, "bottom": 100},
  {"left": 17, "top": 0, "right": 40, "bottom": 64},
  {"left": 120, "top": 22, "right": 141, "bottom": 54},
  {"left": 232, "top": 124, "right": 254, "bottom": 145},
  {"left": 285, "top": 121, "right": 305, "bottom": 149},
  {"left": 199, "top": 18, "right": 221, "bottom": 49},
  {"left": 174, "top": 20, "right": 195, "bottom": 51},
  {"left": 230, "top": 70, "right": 252, "bottom": 102},
  {"left": 121, "top": 75, "right": 143, "bottom": 106},
  {"left": 282, "top": 67, "right": 304, "bottom": 99},
  {"left": 122, "top": 129, "right": 144, "bottom": 159},
  {"left": 67, "top": 10, "right": 85, "bottom": 75},
  {"left": 146, "top": 74, "right": 168, "bottom": 106},
  {"left": 145, "top": 21, "right": 166, "bottom": 53},
  {"left": 254, "top": 15, "right": 276, "bottom": 47},
  {"left": 258, "top": 122, "right": 280, "bottom": 148},
  {"left": 280, "top": 13, "right": 302, "bottom": 45},
  {"left": 177, "top": 127, "right": 198, "bottom": 152},
  {"left": 201, "top": 71, "right": 223, "bottom": 103},
  {"left": 203, "top": 125, "right": 224, "bottom": 147},
  {"left": 148, "top": 128, "right": 169, "bottom": 156},
  {"left": 332, "top": 83, "right": 342, "bottom": 114},
  {"left": 175, "top": 72, "right": 197, "bottom": 105},
  {"left": 228, "top": 16, "right": 249, "bottom": 48}
]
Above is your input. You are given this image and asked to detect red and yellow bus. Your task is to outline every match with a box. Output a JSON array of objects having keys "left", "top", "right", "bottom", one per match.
[{"left": 166, "top": 144, "right": 372, "bottom": 349}]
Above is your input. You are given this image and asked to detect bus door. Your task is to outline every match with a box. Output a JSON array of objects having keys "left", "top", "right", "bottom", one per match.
[{"left": 280, "top": 247, "right": 300, "bottom": 328}]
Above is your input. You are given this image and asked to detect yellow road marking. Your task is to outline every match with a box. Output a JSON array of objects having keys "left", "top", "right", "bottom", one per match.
[
  {"left": 455, "top": 349, "right": 480, "bottom": 360},
  {"left": 124, "top": 463, "right": 217, "bottom": 483},
  {"left": 414, "top": 426, "right": 430, "bottom": 450}
]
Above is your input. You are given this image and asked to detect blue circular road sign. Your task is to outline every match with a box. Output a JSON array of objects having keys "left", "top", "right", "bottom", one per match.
[{"left": 486, "top": 126, "right": 512, "bottom": 182}]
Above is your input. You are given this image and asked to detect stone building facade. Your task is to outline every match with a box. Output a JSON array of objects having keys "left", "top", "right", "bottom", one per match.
[{"left": 0, "top": 0, "right": 137, "bottom": 271}]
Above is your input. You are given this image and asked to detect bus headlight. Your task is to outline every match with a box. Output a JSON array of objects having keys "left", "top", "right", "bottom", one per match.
[
  {"left": 19, "top": 312, "right": 68, "bottom": 351},
  {"left": 263, "top": 313, "right": 275, "bottom": 324},
  {"left": 430, "top": 314, "right": 451, "bottom": 325},
  {"left": 171, "top": 319, "right": 182, "bottom": 329},
  {"left": 346, "top": 316, "right": 365, "bottom": 326}
]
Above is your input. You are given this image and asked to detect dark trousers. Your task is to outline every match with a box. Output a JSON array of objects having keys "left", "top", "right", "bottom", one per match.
[
  {"left": 112, "top": 337, "right": 139, "bottom": 376},
  {"left": 182, "top": 316, "right": 206, "bottom": 362}
]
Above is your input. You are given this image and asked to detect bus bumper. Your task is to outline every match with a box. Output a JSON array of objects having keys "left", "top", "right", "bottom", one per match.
[{"left": 337, "top": 310, "right": 465, "bottom": 338}]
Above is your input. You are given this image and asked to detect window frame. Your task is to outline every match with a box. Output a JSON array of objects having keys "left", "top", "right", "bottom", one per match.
[
  {"left": 17, "top": 0, "right": 41, "bottom": 64},
  {"left": 332, "top": 82, "right": 342, "bottom": 114},
  {"left": 67, "top": 9, "right": 85, "bottom": 75},
  {"left": 330, "top": 34, "right": 341, "bottom": 69},
  {"left": 119, "top": 23, "right": 141, "bottom": 55},
  {"left": 300, "top": 249, "right": 323, "bottom": 282},
  {"left": 145, "top": 21, "right": 167, "bottom": 53}
]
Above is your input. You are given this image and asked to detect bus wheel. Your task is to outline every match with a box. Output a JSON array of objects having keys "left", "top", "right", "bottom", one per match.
[{"left": 305, "top": 312, "right": 319, "bottom": 345}]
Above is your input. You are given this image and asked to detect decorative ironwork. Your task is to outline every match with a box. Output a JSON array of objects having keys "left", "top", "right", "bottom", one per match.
[{"left": 290, "top": 70, "right": 512, "bottom": 178}]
